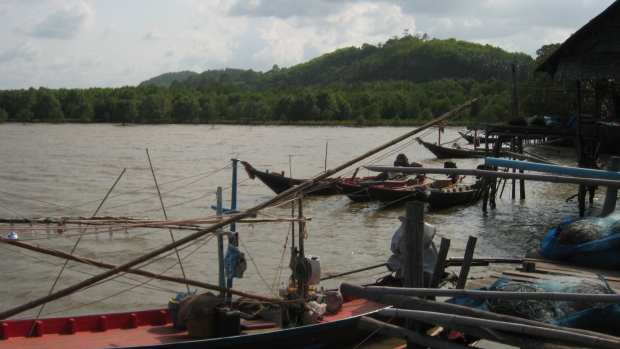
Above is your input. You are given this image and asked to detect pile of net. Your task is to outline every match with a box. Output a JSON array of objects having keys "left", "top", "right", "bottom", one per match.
[
  {"left": 540, "top": 214, "right": 620, "bottom": 269},
  {"left": 178, "top": 292, "right": 225, "bottom": 325},
  {"left": 446, "top": 276, "right": 620, "bottom": 336}
]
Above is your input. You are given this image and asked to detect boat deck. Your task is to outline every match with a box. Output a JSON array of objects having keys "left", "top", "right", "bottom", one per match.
[
  {"left": 1, "top": 298, "right": 386, "bottom": 349},
  {"left": 465, "top": 252, "right": 620, "bottom": 290}
]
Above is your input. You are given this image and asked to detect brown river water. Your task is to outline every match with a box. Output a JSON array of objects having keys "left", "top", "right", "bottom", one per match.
[{"left": 0, "top": 123, "right": 607, "bottom": 321}]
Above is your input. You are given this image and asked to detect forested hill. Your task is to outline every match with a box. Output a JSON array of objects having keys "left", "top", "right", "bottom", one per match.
[
  {"left": 138, "top": 71, "right": 199, "bottom": 87},
  {"left": 145, "top": 36, "right": 533, "bottom": 88},
  {"left": 139, "top": 68, "right": 248, "bottom": 87}
]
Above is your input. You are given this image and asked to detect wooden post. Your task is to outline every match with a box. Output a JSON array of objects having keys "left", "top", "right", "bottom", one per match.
[
  {"left": 482, "top": 124, "right": 491, "bottom": 212},
  {"left": 576, "top": 80, "right": 586, "bottom": 217},
  {"left": 456, "top": 235, "right": 477, "bottom": 289},
  {"left": 518, "top": 136, "right": 526, "bottom": 200},
  {"left": 489, "top": 138, "right": 502, "bottom": 209},
  {"left": 403, "top": 202, "right": 425, "bottom": 288},
  {"left": 403, "top": 201, "right": 425, "bottom": 349},
  {"left": 428, "top": 237, "right": 450, "bottom": 290},
  {"left": 216, "top": 187, "right": 225, "bottom": 297},
  {"left": 600, "top": 156, "right": 620, "bottom": 217},
  {"left": 511, "top": 137, "right": 516, "bottom": 200},
  {"left": 298, "top": 195, "right": 308, "bottom": 300}
]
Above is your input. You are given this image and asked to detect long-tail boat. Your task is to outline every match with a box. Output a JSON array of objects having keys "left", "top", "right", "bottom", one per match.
[
  {"left": 240, "top": 161, "right": 340, "bottom": 196},
  {"left": 417, "top": 138, "right": 489, "bottom": 159},
  {"left": 458, "top": 131, "right": 498, "bottom": 144}
]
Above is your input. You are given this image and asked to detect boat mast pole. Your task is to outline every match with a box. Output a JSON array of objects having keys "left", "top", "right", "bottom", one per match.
[
  {"left": 217, "top": 187, "right": 225, "bottom": 298},
  {"left": 228, "top": 158, "right": 239, "bottom": 306},
  {"left": 0, "top": 100, "right": 476, "bottom": 321}
]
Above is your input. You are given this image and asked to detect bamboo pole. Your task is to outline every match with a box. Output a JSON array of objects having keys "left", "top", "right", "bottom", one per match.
[
  {"left": 320, "top": 263, "right": 386, "bottom": 281},
  {"left": 0, "top": 100, "right": 476, "bottom": 320},
  {"left": 20, "top": 217, "right": 307, "bottom": 225},
  {"left": 0, "top": 235, "right": 285, "bottom": 303},
  {"left": 28, "top": 168, "right": 126, "bottom": 336},
  {"left": 381, "top": 309, "right": 620, "bottom": 349},
  {"left": 340, "top": 283, "right": 620, "bottom": 341},
  {"left": 357, "top": 316, "right": 471, "bottom": 349},
  {"left": 373, "top": 311, "right": 580, "bottom": 349},
  {"left": 363, "top": 166, "right": 620, "bottom": 188},
  {"left": 363, "top": 286, "right": 620, "bottom": 303},
  {"left": 147, "top": 149, "right": 190, "bottom": 292}
]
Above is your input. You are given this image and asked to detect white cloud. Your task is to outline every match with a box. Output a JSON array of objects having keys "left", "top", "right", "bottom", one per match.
[
  {"left": 0, "top": 0, "right": 617, "bottom": 89},
  {"left": 142, "top": 29, "right": 164, "bottom": 41},
  {"left": 178, "top": 33, "right": 236, "bottom": 69},
  {"left": 0, "top": 40, "right": 40, "bottom": 63},
  {"left": 463, "top": 19, "right": 482, "bottom": 28},
  {"left": 16, "top": 1, "right": 94, "bottom": 39},
  {"left": 252, "top": 19, "right": 306, "bottom": 65},
  {"left": 102, "top": 23, "right": 117, "bottom": 39}
]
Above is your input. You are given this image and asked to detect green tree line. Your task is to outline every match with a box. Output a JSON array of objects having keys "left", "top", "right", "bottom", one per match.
[{"left": 0, "top": 37, "right": 574, "bottom": 126}]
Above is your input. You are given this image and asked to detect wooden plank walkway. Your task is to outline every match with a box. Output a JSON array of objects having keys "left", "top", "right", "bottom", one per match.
[{"left": 466, "top": 252, "right": 620, "bottom": 291}]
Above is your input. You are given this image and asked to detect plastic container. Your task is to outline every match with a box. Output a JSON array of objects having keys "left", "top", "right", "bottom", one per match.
[
  {"left": 168, "top": 299, "right": 185, "bottom": 330},
  {"left": 306, "top": 256, "right": 321, "bottom": 285},
  {"left": 214, "top": 308, "right": 240, "bottom": 338},
  {"left": 278, "top": 282, "right": 288, "bottom": 297}
]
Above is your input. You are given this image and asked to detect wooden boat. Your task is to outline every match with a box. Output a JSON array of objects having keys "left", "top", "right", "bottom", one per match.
[
  {"left": 417, "top": 138, "right": 488, "bottom": 159},
  {"left": 241, "top": 161, "right": 339, "bottom": 196},
  {"left": 366, "top": 176, "right": 439, "bottom": 204},
  {"left": 458, "top": 131, "right": 497, "bottom": 144},
  {"left": 426, "top": 182, "right": 481, "bottom": 209},
  {"left": 1, "top": 291, "right": 388, "bottom": 349},
  {"left": 336, "top": 174, "right": 411, "bottom": 202}
]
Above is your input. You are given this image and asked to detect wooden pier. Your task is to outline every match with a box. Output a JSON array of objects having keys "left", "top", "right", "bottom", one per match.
[{"left": 465, "top": 252, "right": 620, "bottom": 291}]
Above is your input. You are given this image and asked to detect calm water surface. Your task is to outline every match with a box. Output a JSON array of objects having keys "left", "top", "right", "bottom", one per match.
[{"left": 0, "top": 123, "right": 607, "bottom": 320}]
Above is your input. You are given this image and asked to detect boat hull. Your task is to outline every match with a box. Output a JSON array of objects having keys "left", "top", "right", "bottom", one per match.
[
  {"left": 426, "top": 184, "right": 480, "bottom": 208},
  {"left": 336, "top": 176, "right": 411, "bottom": 202},
  {"left": 418, "top": 139, "right": 487, "bottom": 159},
  {"left": 1, "top": 298, "right": 387, "bottom": 349},
  {"left": 241, "top": 161, "right": 339, "bottom": 196},
  {"left": 458, "top": 131, "right": 498, "bottom": 144}
]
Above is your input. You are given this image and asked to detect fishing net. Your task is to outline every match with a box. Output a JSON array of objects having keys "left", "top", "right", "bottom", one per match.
[
  {"left": 446, "top": 274, "right": 620, "bottom": 335},
  {"left": 484, "top": 276, "right": 612, "bottom": 323},
  {"left": 540, "top": 213, "right": 620, "bottom": 269}
]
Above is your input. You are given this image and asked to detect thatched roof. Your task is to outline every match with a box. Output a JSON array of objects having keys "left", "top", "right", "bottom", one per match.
[{"left": 536, "top": 1, "right": 620, "bottom": 81}]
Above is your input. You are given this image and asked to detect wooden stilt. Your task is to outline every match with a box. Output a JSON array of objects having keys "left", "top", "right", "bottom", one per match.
[
  {"left": 456, "top": 236, "right": 477, "bottom": 289},
  {"left": 428, "top": 237, "right": 450, "bottom": 290},
  {"left": 403, "top": 201, "right": 425, "bottom": 349},
  {"left": 600, "top": 156, "right": 620, "bottom": 217}
]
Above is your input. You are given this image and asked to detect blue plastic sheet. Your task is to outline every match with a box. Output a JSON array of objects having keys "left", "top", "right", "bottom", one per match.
[{"left": 540, "top": 217, "right": 620, "bottom": 269}]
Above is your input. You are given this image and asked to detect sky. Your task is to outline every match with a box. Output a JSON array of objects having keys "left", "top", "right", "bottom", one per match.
[{"left": 0, "top": 0, "right": 616, "bottom": 90}]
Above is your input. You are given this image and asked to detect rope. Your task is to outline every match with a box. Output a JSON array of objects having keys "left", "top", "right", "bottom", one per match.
[
  {"left": 352, "top": 316, "right": 396, "bottom": 349},
  {"left": 237, "top": 236, "right": 278, "bottom": 297}
]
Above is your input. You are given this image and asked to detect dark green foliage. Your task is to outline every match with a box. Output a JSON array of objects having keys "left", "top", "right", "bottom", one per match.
[
  {"left": 16, "top": 108, "right": 33, "bottom": 123},
  {"left": 520, "top": 44, "right": 575, "bottom": 117},
  {"left": 1, "top": 38, "right": 572, "bottom": 126},
  {"left": 0, "top": 108, "right": 8, "bottom": 123},
  {"left": 139, "top": 71, "right": 200, "bottom": 87}
]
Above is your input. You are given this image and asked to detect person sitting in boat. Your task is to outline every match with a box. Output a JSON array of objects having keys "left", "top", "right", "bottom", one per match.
[
  {"left": 444, "top": 161, "right": 460, "bottom": 184},
  {"left": 376, "top": 153, "right": 411, "bottom": 181},
  {"left": 382, "top": 216, "right": 438, "bottom": 287},
  {"left": 452, "top": 142, "right": 462, "bottom": 149},
  {"left": 408, "top": 160, "right": 425, "bottom": 183}
]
